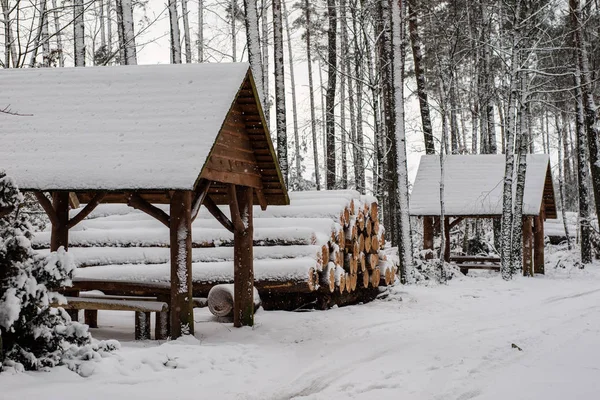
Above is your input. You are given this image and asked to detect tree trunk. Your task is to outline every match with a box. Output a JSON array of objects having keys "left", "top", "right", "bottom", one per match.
[
  {"left": 326, "top": 0, "right": 338, "bottom": 189},
  {"left": 51, "top": 0, "right": 64, "bottom": 67},
  {"left": 305, "top": 0, "right": 321, "bottom": 190},
  {"left": 231, "top": 0, "right": 236, "bottom": 61},
  {"left": 272, "top": 0, "right": 288, "bottom": 185},
  {"left": 168, "top": 0, "right": 182, "bottom": 64},
  {"left": 556, "top": 113, "right": 573, "bottom": 251},
  {"left": 1, "top": 0, "right": 18, "bottom": 67},
  {"left": 198, "top": 0, "right": 204, "bottom": 62},
  {"left": 120, "top": 0, "right": 137, "bottom": 65},
  {"left": 351, "top": 0, "right": 365, "bottom": 193},
  {"left": 74, "top": 0, "right": 85, "bottom": 67},
  {"left": 339, "top": 0, "right": 348, "bottom": 189},
  {"left": 282, "top": 0, "right": 301, "bottom": 188},
  {"left": 391, "top": 0, "right": 413, "bottom": 282},
  {"left": 570, "top": 0, "right": 600, "bottom": 231},
  {"left": 261, "top": 0, "right": 270, "bottom": 122},
  {"left": 181, "top": 0, "right": 192, "bottom": 62},
  {"left": 407, "top": 0, "right": 435, "bottom": 155},
  {"left": 574, "top": 67, "right": 593, "bottom": 264},
  {"left": 100, "top": 0, "right": 106, "bottom": 49},
  {"left": 243, "top": 0, "right": 265, "bottom": 107}
]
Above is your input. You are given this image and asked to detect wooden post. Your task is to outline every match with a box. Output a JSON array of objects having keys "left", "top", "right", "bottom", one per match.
[
  {"left": 522, "top": 216, "right": 533, "bottom": 277},
  {"left": 169, "top": 190, "right": 193, "bottom": 338},
  {"left": 84, "top": 310, "right": 98, "bottom": 328},
  {"left": 533, "top": 213, "right": 545, "bottom": 274},
  {"left": 444, "top": 217, "right": 450, "bottom": 263},
  {"left": 230, "top": 185, "right": 255, "bottom": 327},
  {"left": 134, "top": 311, "right": 151, "bottom": 340},
  {"left": 423, "top": 216, "right": 434, "bottom": 259},
  {"left": 50, "top": 192, "right": 70, "bottom": 251}
]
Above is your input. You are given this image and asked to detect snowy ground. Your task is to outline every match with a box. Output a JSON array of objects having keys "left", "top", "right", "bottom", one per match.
[{"left": 2, "top": 253, "right": 600, "bottom": 399}]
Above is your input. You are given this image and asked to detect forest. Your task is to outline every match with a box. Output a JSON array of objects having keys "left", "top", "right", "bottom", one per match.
[{"left": 1, "top": 0, "right": 599, "bottom": 280}]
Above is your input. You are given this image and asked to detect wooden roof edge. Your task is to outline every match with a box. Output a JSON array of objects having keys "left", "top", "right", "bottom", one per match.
[{"left": 242, "top": 68, "right": 290, "bottom": 206}]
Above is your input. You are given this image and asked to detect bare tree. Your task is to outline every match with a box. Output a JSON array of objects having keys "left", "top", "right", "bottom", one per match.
[{"left": 272, "top": 0, "right": 288, "bottom": 184}]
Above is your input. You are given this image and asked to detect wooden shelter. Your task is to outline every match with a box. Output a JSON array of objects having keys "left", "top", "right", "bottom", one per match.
[
  {"left": 409, "top": 155, "right": 557, "bottom": 275},
  {"left": 1, "top": 63, "right": 288, "bottom": 337}
]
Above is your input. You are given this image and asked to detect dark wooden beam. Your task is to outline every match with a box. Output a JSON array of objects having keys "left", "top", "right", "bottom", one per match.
[
  {"left": 255, "top": 188, "right": 268, "bottom": 211},
  {"left": 34, "top": 191, "right": 59, "bottom": 226},
  {"left": 230, "top": 185, "right": 254, "bottom": 327},
  {"left": 533, "top": 213, "right": 545, "bottom": 274},
  {"left": 169, "top": 190, "right": 194, "bottom": 338},
  {"left": 191, "top": 179, "right": 211, "bottom": 221},
  {"left": 523, "top": 216, "right": 533, "bottom": 277},
  {"left": 448, "top": 217, "right": 464, "bottom": 230},
  {"left": 127, "top": 193, "right": 170, "bottom": 227},
  {"left": 444, "top": 217, "right": 450, "bottom": 263},
  {"left": 50, "top": 192, "right": 70, "bottom": 252},
  {"left": 0, "top": 207, "right": 14, "bottom": 218},
  {"left": 227, "top": 184, "right": 245, "bottom": 233},
  {"left": 423, "top": 216, "right": 434, "bottom": 260},
  {"left": 203, "top": 195, "right": 234, "bottom": 233},
  {"left": 67, "top": 192, "right": 107, "bottom": 229}
]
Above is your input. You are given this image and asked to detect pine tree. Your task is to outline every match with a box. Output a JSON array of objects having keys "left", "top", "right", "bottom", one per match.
[{"left": 0, "top": 172, "right": 91, "bottom": 371}]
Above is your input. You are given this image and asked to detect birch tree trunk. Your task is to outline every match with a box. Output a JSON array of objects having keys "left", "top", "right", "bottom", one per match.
[
  {"left": 574, "top": 65, "right": 593, "bottom": 264},
  {"left": 556, "top": 113, "right": 572, "bottom": 251},
  {"left": 325, "top": 0, "right": 338, "bottom": 189},
  {"left": 392, "top": 0, "right": 413, "bottom": 282},
  {"left": 168, "top": 0, "right": 182, "bottom": 64},
  {"left": 282, "top": 0, "right": 301, "bottom": 188},
  {"left": 74, "top": 0, "right": 86, "bottom": 67},
  {"left": 181, "top": 0, "right": 192, "bottom": 62},
  {"left": 339, "top": 0, "right": 348, "bottom": 189},
  {"left": 272, "top": 0, "right": 288, "bottom": 185},
  {"left": 198, "top": 0, "right": 204, "bottom": 62},
  {"left": 51, "top": 0, "right": 64, "bottom": 67},
  {"left": 231, "top": 0, "right": 236, "bottom": 61},
  {"left": 1, "top": 0, "right": 18, "bottom": 67},
  {"left": 304, "top": 0, "right": 321, "bottom": 190},
  {"left": 100, "top": 0, "right": 106, "bottom": 49},
  {"left": 120, "top": 0, "right": 137, "bottom": 65},
  {"left": 351, "top": 0, "right": 365, "bottom": 193},
  {"left": 261, "top": 0, "right": 270, "bottom": 122},
  {"left": 243, "top": 0, "right": 264, "bottom": 105},
  {"left": 28, "top": 0, "right": 49, "bottom": 67}
]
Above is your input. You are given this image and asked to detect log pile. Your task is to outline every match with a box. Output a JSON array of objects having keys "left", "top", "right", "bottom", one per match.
[{"left": 35, "top": 190, "right": 397, "bottom": 310}]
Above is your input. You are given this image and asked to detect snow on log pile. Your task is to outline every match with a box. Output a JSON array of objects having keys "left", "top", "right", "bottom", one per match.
[{"left": 33, "top": 190, "right": 397, "bottom": 310}]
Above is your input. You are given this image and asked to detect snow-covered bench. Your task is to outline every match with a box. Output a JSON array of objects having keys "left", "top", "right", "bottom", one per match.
[{"left": 449, "top": 255, "right": 501, "bottom": 275}]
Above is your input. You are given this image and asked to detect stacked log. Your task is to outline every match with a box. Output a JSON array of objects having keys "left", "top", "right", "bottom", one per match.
[{"left": 38, "top": 190, "right": 396, "bottom": 310}]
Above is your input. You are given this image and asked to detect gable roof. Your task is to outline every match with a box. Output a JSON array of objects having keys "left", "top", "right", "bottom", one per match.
[
  {"left": 0, "top": 63, "right": 288, "bottom": 205},
  {"left": 409, "top": 154, "right": 556, "bottom": 218}
]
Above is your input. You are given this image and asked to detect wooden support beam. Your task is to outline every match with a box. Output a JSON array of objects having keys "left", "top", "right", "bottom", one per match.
[
  {"left": 67, "top": 192, "right": 106, "bottom": 229},
  {"left": 230, "top": 185, "right": 255, "bottom": 327},
  {"left": 533, "top": 214, "right": 545, "bottom": 274},
  {"left": 444, "top": 217, "right": 450, "bottom": 263},
  {"left": 51, "top": 192, "right": 70, "bottom": 252},
  {"left": 203, "top": 195, "right": 234, "bottom": 233},
  {"left": 127, "top": 193, "right": 170, "bottom": 227},
  {"left": 423, "top": 216, "right": 434, "bottom": 260},
  {"left": 84, "top": 310, "right": 98, "bottom": 328},
  {"left": 169, "top": 190, "right": 193, "bottom": 338},
  {"left": 0, "top": 207, "right": 14, "bottom": 218},
  {"left": 523, "top": 216, "right": 533, "bottom": 277},
  {"left": 34, "top": 192, "right": 59, "bottom": 226},
  {"left": 68, "top": 192, "right": 80, "bottom": 209},
  {"left": 227, "top": 184, "right": 245, "bottom": 233},
  {"left": 448, "top": 217, "right": 464, "bottom": 230},
  {"left": 191, "top": 179, "right": 211, "bottom": 221},
  {"left": 255, "top": 188, "right": 268, "bottom": 211}
]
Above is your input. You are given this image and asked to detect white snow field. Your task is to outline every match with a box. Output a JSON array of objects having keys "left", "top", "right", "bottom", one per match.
[{"left": 2, "top": 254, "right": 599, "bottom": 400}]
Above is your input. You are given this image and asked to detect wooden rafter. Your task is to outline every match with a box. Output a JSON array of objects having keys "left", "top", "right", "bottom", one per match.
[
  {"left": 203, "top": 195, "right": 234, "bottom": 233},
  {"left": 191, "top": 179, "right": 212, "bottom": 221},
  {"left": 34, "top": 191, "right": 59, "bottom": 226},
  {"left": 67, "top": 192, "right": 107, "bottom": 229},
  {"left": 127, "top": 193, "right": 170, "bottom": 227}
]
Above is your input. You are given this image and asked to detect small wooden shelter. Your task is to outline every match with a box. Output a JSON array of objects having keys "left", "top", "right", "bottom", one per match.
[
  {"left": 1, "top": 63, "right": 288, "bottom": 337},
  {"left": 410, "top": 155, "right": 557, "bottom": 274}
]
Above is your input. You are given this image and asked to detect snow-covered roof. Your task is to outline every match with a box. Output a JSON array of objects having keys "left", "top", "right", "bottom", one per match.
[
  {"left": 0, "top": 63, "right": 262, "bottom": 191},
  {"left": 409, "top": 155, "right": 556, "bottom": 218}
]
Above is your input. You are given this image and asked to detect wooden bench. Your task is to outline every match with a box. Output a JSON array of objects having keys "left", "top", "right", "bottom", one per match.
[
  {"left": 54, "top": 296, "right": 169, "bottom": 340},
  {"left": 449, "top": 255, "right": 501, "bottom": 275}
]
